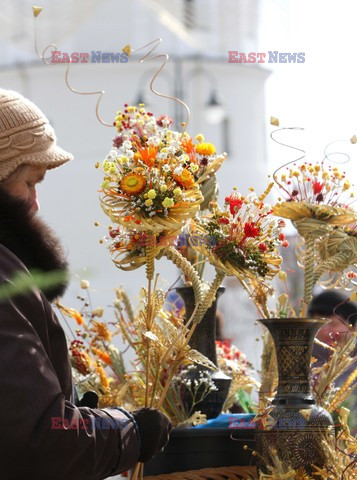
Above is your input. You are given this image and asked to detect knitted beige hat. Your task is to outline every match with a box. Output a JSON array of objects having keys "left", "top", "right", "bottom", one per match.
[{"left": 0, "top": 88, "right": 73, "bottom": 181}]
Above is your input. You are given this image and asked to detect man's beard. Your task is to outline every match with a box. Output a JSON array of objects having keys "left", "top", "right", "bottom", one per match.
[{"left": 0, "top": 186, "right": 69, "bottom": 302}]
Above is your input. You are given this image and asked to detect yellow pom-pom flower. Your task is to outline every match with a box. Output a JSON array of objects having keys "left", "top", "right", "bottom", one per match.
[
  {"left": 162, "top": 197, "right": 174, "bottom": 208},
  {"left": 147, "top": 189, "right": 157, "bottom": 199},
  {"left": 195, "top": 142, "right": 216, "bottom": 156}
]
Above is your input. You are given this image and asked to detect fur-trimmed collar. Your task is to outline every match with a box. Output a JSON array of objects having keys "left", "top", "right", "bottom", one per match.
[{"left": 0, "top": 186, "right": 69, "bottom": 301}]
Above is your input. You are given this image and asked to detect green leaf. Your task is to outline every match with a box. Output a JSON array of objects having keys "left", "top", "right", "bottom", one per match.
[{"left": 0, "top": 269, "right": 67, "bottom": 302}]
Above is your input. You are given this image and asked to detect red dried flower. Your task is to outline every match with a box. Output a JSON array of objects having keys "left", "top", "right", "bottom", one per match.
[
  {"left": 109, "top": 228, "right": 120, "bottom": 239},
  {"left": 113, "top": 135, "right": 124, "bottom": 148},
  {"left": 225, "top": 194, "right": 244, "bottom": 215},
  {"left": 282, "top": 240, "right": 289, "bottom": 248},
  {"left": 258, "top": 242, "right": 268, "bottom": 252},
  {"left": 312, "top": 181, "right": 324, "bottom": 194},
  {"left": 244, "top": 221, "right": 261, "bottom": 238},
  {"left": 219, "top": 217, "right": 230, "bottom": 225},
  {"left": 279, "top": 232, "right": 285, "bottom": 241}
]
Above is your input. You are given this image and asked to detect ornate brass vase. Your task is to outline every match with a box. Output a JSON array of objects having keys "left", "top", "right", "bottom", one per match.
[
  {"left": 176, "top": 286, "right": 231, "bottom": 419},
  {"left": 255, "top": 317, "right": 335, "bottom": 474}
]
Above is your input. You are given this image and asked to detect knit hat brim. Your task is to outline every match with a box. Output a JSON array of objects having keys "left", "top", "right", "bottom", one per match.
[{"left": 0, "top": 144, "right": 73, "bottom": 181}]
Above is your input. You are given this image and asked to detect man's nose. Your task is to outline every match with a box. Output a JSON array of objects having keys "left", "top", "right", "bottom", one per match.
[{"left": 30, "top": 189, "right": 40, "bottom": 214}]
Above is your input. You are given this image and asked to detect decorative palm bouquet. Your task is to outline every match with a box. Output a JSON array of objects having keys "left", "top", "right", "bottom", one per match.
[{"left": 272, "top": 156, "right": 357, "bottom": 315}]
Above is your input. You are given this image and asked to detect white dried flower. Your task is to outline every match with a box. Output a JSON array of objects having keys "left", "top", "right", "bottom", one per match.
[{"left": 174, "top": 166, "right": 184, "bottom": 175}]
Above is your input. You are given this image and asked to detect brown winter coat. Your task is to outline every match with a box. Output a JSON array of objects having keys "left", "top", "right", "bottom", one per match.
[{"left": 0, "top": 188, "right": 140, "bottom": 479}]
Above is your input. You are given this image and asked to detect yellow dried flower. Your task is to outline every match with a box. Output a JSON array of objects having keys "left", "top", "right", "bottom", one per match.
[
  {"left": 102, "top": 161, "right": 114, "bottom": 172},
  {"left": 162, "top": 197, "right": 174, "bottom": 208},
  {"left": 195, "top": 142, "right": 216, "bottom": 156},
  {"left": 147, "top": 189, "right": 157, "bottom": 199}
]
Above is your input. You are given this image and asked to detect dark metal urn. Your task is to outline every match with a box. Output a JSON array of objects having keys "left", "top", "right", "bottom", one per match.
[
  {"left": 255, "top": 317, "right": 335, "bottom": 474},
  {"left": 176, "top": 286, "right": 231, "bottom": 419}
]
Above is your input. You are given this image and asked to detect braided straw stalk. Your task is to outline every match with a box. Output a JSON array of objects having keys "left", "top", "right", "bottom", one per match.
[
  {"left": 191, "top": 269, "right": 225, "bottom": 325},
  {"left": 164, "top": 246, "right": 203, "bottom": 306},
  {"left": 294, "top": 218, "right": 332, "bottom": 308},
  {"left": 145, "top": 235, "right": 156, "bottom": 281},
  {"left": 302, "top": 234, "right": 315, "bottom": 306}
]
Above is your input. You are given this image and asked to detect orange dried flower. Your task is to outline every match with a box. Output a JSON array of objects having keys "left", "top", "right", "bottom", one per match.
[
  {"left": 56, "top": 303, "right": 85, "bottom": 326},
  {"left": 96, "top": 365, "right": 109, "bottom": 391},
  {"left": 91, "top": 321, "right": 112, "bottom": 341},
  {"left": 73, "top": 312, "right": 84, "bottom": 325},
  {"left": 181, "top": 137, "right": 195, "bottom": 155},
  {"left": 91, "top": 346, "right": 112, "bottom": 365},
  {"left": 138, "top": 146, "right": 158, "bottom": 168},
  {"left": 120, "top": 173, "right": 146, "bottom": 195},
  {"left": 173, "top": 168, "right": 196, "bottom": 190}
]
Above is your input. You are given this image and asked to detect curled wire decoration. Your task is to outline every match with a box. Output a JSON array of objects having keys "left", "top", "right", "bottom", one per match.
[
  {"left": 322, "top": 140, "right": 352, "bottom": 166},
  {"left": 33, "top": 11, "right": 190, "bottom": 131},
  {"left": 33, "top": 9, "right": 58, "bottom": 65},
  {"left": 130, "top": 38, "right": 190, "bottom": 133},
  {"left": 64, "top": 65, "right": 113, "bottom": 127},
  {"left": 33, "top": 6, "right": 113, "bottom": 127},
  {"left": 271, "top": 127, "right": 305, "bottom": 200}
]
